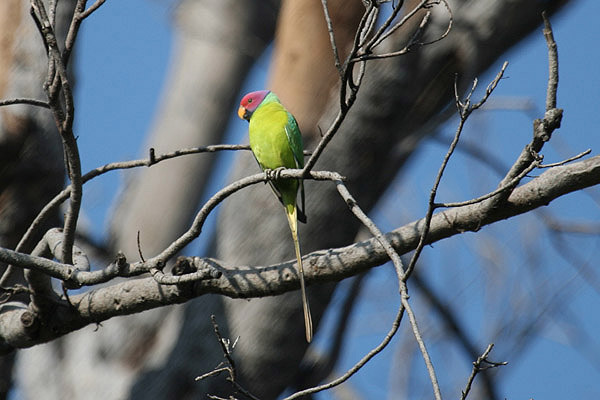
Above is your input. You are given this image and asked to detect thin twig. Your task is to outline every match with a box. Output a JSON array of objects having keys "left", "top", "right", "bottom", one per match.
[
  {"left": 283, "top": 304, "right": 405, "bottom": 400},
  {"left": 412, "top": 273, "right": 500, "bottom": 399},
  {"left": 333, "top": 181, "right": 441, "bottom": 400},
  {"left": 320, "top": 0, "right": 343, "bottom": 77},
  {"left": 538, "top": 149, "right": 590, "bottom": 168},
  {"left": 47, "top": 0, "right": 57, "bottom": 26},
  {"left": 471, "top": 62, "right": 509, "bottom": 110},
  {"left": 196, "top": 316, "right": 260, "bottom": 400},
  {"left": 0, "top": 98, "right": 50, "bottom": 108},
  {"left": 15, "top": 145, "right": 253, "bottom": 255},
  {"left": 297, "top": 273, "right": 367, "bottom": 387},
  {"left": 362, "top": 0, "right": 407, "bottom": 50},
  {"left": 405, "top": 62, "right": 509, "bottom": 278},
  {"left": 460, "top": 344, "right": 507, "bottom": 400},
  {"left": 213, "top": 315, "right": 238, "bottom": 381},
  {"left": 401, "top": 288, "right": 442, "bottom": 400},
  {"left": 62, "top": 0, "right": 86, "bottom": 68},
  {"left": 63, "top": 0, "right": 106, "bottom": 67},
  {"left": 80, "top": 0, "right": 106, "bottom": 20},
  {"left": 355, "top": 0, "right": 452, "bottom": 61},
  {"left": 492, "top": 17, "right": 562, "bottom": 199},
  {"left": 542, "top": 12, "right": 558, "bottom": 111},
  {"left": 357, "top": 3, "right": 379, "bottom": 48},
  {"left": 436, "top": 160, "right": 538, "bottom": 208}
]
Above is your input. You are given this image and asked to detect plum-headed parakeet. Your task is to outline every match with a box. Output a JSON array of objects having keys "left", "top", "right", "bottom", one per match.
[{"left": 238, "top": 90, "right": 312, "bottom": 343}]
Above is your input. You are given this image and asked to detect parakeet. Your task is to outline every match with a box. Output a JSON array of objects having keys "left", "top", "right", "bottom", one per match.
[{"left": 238, "top": 90, "right": 312, "bottom": 343}]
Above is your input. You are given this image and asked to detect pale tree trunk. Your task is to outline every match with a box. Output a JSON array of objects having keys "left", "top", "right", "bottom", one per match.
[{"left": 14, "top": 0, "right": 572, "bottom": 399}]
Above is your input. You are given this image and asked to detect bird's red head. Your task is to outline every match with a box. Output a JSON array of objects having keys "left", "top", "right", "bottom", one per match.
[{"left": 238, "top": 90, "right": 270, "bottom": 121}]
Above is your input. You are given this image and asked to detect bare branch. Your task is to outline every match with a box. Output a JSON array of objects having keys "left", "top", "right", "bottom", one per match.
[
  {"left": 0, "top": 145, "right": 597, "bottom": 350},
  {"left": 63, "top": 0, "right": 107, "bottom": 67},
  {"left": 460, "top": 344, "right": 507, "bottom": 400},
  {"left": 335, "top": 181, "right": 405, "bottom": 279},
  {"left": 334, "top": 180, "right": 441, "bottom": 399},
  {"left": 436, "top": 159, "right": 538, "bottom": 208},
  {"left": 412, "top": 273, "right": 501, "bottom": 399},
  {"left": 542, "top": 12, "right": 558, "bottom": 111},
  {"left": 283, "top": 304, "right": 405, "bottom": 400},
  {"left": 405, "top": 62, "right": 509, "bottom": 277},
  {"left": 356, "top": 0, "right": 453, "bottom": 61},
  {"left": 320, "top": 0, "right": 343, "bottom": 77},
  {"left": 296, "top": 273, "right": 367, "bottom": 388},
  {"left": 0, "top": 98, "right": 50, "bottom": 108},
  {"left": 0, "top": 152, "right": 598, "bottom": 350},
  {"left": 30, "top": 0, "right": 83, "bottom": 265},
  {"left": 471, "top": 61, "right": 509, "bottom": 110},
  {"left": 494, "top": 18, "right": 562, "bottom": 202},
  {"left": 363, "top": 0, "right": 407, "bottom": 50},
  {"left": 79, "top": 0, "right": 106, "bottom": 20},
  {"left": 15, "top": 144, "right": 254, "bottom": 256},
  {"left": 62, "top": 0, "right": 86, "bottom": 68},
  {"left": 4, "top": 170, "right": 344, "bottom": 288},
  {"left": 538, "top": 149, "right": 590, "bottom": 168},
  {"left": 196, "top": 316, "right": 260, "bottom": 400},
  {"left": 402, "top": 291, "right": 441, "bottom": 400}
]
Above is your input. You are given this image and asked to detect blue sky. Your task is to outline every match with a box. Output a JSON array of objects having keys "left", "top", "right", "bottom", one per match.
[{"left": 73, "top": 1, "right": 600, "bottom": 399}]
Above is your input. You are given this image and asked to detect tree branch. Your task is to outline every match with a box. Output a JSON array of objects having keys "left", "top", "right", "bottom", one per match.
[
  {"left": 0, "top": 155, "right": 598, "bottom": 350},
  {"left": 460, "top": 344, "right": 507, "bottom": 400},
  {"left": 30, "top": 0, "right": 83, "bottom": 265},
  {"left": 14, "top": 144, "right": 254, "bottom": 255}
]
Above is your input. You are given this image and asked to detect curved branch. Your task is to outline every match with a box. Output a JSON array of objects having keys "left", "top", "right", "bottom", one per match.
[
  {"left": 4, "top": 170, "right": 344, "bottom": 288},
  {"left": 0, "top": 155, "right": 598, "bottom": 350},
  {"left": 15, "top": 144, "right": 254, "bottom": 254},
  {"left": 0, "top": 98, "right": 50, "bottom": 108}
]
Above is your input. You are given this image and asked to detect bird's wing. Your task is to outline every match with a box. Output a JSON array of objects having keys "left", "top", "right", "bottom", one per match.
[
  {"left": 285, "top": 113, "right": 307, "bottom": 223},
  {"left": 284, "top": 113, "right": 304, "bottom": 169}
]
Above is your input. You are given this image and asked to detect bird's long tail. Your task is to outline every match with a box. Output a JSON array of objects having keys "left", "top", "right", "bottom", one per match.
[{"left": 286, "top": 204, "right": 313, "bottom": 343}]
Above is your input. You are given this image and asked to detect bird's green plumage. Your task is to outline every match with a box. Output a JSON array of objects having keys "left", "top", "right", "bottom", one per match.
[
  {"left": 244, "top": 91, "right": 312, "bottom": 342},
  {"left": 248, "top": 92, "right": 306, "bottom": 221}
]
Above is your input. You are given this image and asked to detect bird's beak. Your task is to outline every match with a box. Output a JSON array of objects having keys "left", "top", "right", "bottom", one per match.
[{"left": 237, "top": 105, "right": 249, "bottom": 120}]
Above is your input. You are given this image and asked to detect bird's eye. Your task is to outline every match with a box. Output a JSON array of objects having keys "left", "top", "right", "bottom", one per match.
[{"left": 248, "top": 98, "right": 253, "bottom": 103}]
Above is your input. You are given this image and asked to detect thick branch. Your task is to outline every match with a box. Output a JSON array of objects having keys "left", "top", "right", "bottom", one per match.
[{"left": 1, "top": 155, "right": 598, "bottom": 350}]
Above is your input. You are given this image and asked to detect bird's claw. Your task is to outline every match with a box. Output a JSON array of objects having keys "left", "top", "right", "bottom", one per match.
[{"left": 265, "top": 167, "right": 286, "bottom": 181}]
